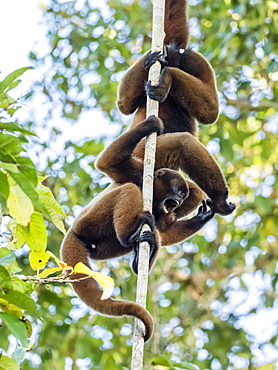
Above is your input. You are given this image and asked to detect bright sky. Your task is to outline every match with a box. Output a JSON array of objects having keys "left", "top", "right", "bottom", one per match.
[
  {"left": 0, "top": 1, "right": 46, "bottom": 77},
  {"left": 0, "top": 0, "right": 121, "bottom": 157}
]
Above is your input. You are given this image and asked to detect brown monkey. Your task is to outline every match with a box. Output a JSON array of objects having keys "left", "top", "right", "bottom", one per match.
[
  {"left": 61, "top": 116, "right": 214, "bottom": 342},
  {"left": 117, "top": 0, "right": 219, "bottom": 136},
  {"left": 116, "top": 0, "right": 236, "bottom": 216}
]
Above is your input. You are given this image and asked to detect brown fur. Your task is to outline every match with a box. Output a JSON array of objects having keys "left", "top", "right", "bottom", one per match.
[
  {"left": 116, "top": 0, "right": 235, "bottom": 216},
  {"left": 117, "top": 0, "right": 218, "bottom": 135},
  {"left": 61, "top": 116, "right": 214, "bottom": 342}
]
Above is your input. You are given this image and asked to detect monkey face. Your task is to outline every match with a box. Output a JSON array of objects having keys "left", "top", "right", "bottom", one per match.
[{"left": 154, "top": 169, "right": 189, "bottom": 215}]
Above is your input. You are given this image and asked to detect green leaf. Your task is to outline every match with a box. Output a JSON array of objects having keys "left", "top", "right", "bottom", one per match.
[
  {"left": 0, "top": 313, "right": 28, "bottom": 348},
  {"left": 0, "top": 266, "right": 13, "bottom": 289},
  {"left": 0, "top": 248, "right": 16, "bottom": 265},
  {"left": 0, "top": 355, "right": 19, "bottom": 370},
  {"left": 0, "top": 161, "right": 19, "bottom": 173},
  {"left": 0, "top": 170, "right": 9, "bottom": 208},
  {"left": 150, "top": 357, "right": 171, "bottom": 367},
  {"left": 0, "top": 122, "right": 36, "bottom": 136},
  {"left": 0, "top": 93, "right": 17, "bottom": 109},
  {"left": 172, "top": 361, "right": 200, "bottom": 370},
  {"left": 1, "top": 290, "right": 37, "bottom": 315},
  {"left": 0, "top": 67, "right": 33, "bottom": 94},
  {"left": 0, "top": 134, "right": 23, "bottom": 155},
  {"left": 13, "top": 223, "right": 27, "bottom": 249},
  {"left": 36, "top": 181, "right": 66, "bottom": 233},
  {"left": 25, "top": 211, "right": 47, "bottom": 252},
  {"left": 13, "top": 211, "right": 47, "bottom": 252}
]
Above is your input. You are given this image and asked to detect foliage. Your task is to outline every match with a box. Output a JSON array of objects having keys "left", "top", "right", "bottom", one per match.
[
  {"left": 1, "top": 0, "right": 278, "bottom": 369},
  {"left": 0, "top": 70, "right": 113, "bottom": 369}
]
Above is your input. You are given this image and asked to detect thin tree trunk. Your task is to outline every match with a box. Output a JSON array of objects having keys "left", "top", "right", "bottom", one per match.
[{"left": 131, "top": 0, "right": 165, "bottom": 368}]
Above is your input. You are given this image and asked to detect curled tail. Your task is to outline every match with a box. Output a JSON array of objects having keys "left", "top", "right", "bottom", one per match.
[
  {"left": 164, "top": 0, "right": 188, "bottom": 48},
  {"left": 60, "top": 230, "right": 153, "bottom": 341}
]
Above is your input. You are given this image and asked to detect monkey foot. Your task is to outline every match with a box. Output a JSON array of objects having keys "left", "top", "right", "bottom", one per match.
[{"left": 213, "top": 194, "right": 236, "bottom": 216}]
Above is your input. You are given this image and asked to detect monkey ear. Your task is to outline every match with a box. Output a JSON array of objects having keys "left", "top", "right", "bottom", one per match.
[{"left": 155, "top": 169, "right": 165, "bottom": 179}]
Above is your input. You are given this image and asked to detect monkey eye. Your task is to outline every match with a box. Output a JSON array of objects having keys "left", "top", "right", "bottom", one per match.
[
  {"left": 177, "top": 185, "right": 185, "bottom": 193},
  {"left": 175, "top": 186, "right": 188, "bottom": 199}
]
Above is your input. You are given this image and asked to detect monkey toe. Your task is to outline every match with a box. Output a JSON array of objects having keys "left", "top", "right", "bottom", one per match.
[
  {"left": 145, "top": 82, "right": 167, "bottom": 102},
  {"left": 132, "top": 253, "right": 139, "bottom": 275},
  {"left": 139, "top": 230, "right": 156, "bottom": 247}
]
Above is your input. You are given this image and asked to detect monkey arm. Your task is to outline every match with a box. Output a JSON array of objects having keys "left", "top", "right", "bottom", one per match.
[
  {"left": 96, "top": 115, "right": 163, "bottom": 183},
  {"left": 117, "top": 54, "right": 148, "bottom": 115},
  {"left": 168, "top": 66, "right": 219, "bottom": 124},
  {"left": 159, "top": 200, "right": 214, "bottom": 246},
  {"left": 174, "top": 180, "right": 206, "bottom": 219},
  {"left": 150, "top": 133, "right": 235, "bottom": 216},
  {"left": 111, "top": 183, "right": 159, "bottom": 276},
  {"left": 146, "top": 50, "right": 219, "bottom": 125}
]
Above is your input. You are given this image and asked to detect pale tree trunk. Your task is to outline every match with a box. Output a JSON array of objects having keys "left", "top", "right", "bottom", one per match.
[{"left": 131, "top": 0, "right": 165, "bottom": 369}]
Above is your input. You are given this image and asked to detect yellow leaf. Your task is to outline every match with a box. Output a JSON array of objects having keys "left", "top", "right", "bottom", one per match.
[
  {"left": 29, "top": 251, "right": 50, "bottom": 271},
  {"left": 7, "top": 183, "right": 34, "bottom": 226},
  {"left": 74, "top": 262, "right": 114, "bottom": 300},
  {"left": 37, "top": 252, "right": 73, "bottom": 277},
  {"left": 38, "top": 267, "right": 61, "bottom": 278}
]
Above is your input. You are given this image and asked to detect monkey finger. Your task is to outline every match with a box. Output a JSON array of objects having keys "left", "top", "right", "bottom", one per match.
[
  {"left": 206, "top": 198, "right": 213, "bottom": 208},
  {"left": 144, "top": 51, "right": 162, "bottom": 70}
]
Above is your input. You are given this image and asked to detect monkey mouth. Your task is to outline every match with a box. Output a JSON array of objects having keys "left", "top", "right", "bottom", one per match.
[{"left": 163, "top": 198, "right": 181, "bottom": 213}]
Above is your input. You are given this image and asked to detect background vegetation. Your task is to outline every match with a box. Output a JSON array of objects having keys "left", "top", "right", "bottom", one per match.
[{"left": 0, "top": 0, "right": 277, "bottom": 369}]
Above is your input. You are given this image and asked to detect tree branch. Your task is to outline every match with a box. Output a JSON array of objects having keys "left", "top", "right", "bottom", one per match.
[
  {"left": 225, "top": 98, "right": 278, "bottom": 111},
  {"left": 131, "top": 0, "right": 165, "bottom": 369}
]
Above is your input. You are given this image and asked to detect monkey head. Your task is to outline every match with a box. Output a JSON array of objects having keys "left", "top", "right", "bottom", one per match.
[{"left": 153, "top": 168, "right": 189, "bottom": 217}]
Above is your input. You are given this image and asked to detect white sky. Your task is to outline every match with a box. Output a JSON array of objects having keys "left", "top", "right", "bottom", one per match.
[
  {"left": 0, "top": 1, "right": 44, "bottom": 77},
  {"left": 0, "top": 0, "right": 121, "bottom": 157}
]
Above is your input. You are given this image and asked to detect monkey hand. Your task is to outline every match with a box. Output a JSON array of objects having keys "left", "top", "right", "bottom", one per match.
[
  {"left": 140, "top": 115, "right": 164, "bottom": 136},
  {"left": 132, "top": 230, "right": 158, "bottom": 275},
  {"left": 145, "top": 68, "right": 172, "bottom": 103},
  {"left": 144, "top": 51, "right": 163, "bottom": 71},
  {"left": 196, "top": 199, "right": 215, "bottom": 222}
]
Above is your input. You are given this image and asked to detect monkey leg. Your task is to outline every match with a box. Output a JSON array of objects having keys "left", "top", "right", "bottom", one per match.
[
  {"left": 133, "top": 133, "right": 235, "bottom": 216},
  {"left": 113, "top": 184, "right": 148, "bottom": 242},
  {"left": 116, "top": 54, "right": 148, "bottom": 115},
  {"left": 112, "top": 183, "right": 159, "bottom": 272}
]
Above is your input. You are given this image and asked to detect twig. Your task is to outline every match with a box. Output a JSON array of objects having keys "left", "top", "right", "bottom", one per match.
[{"left": 15, "top": 274, "right": 91, "bottom": 284}]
